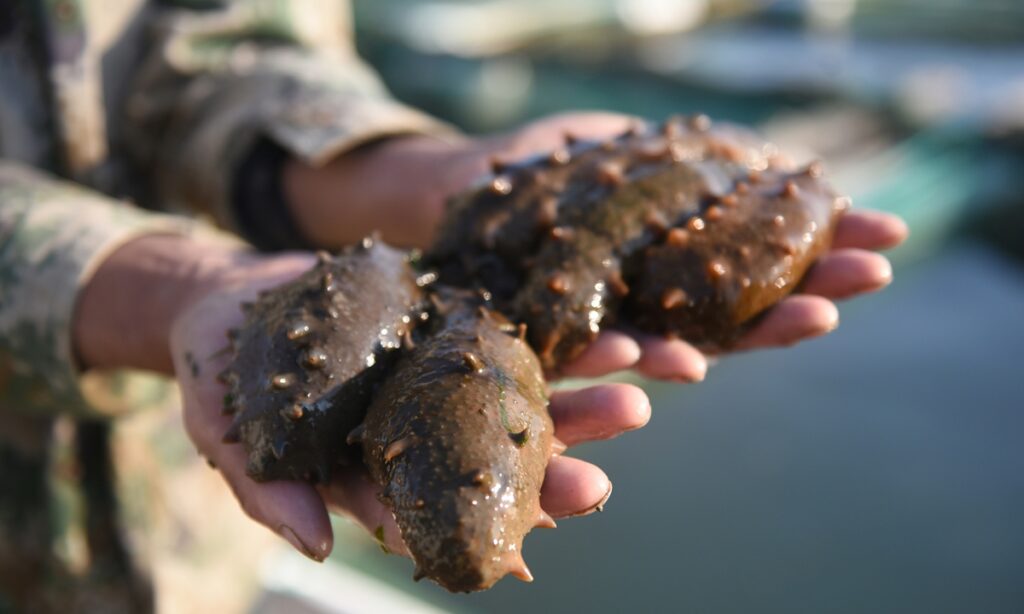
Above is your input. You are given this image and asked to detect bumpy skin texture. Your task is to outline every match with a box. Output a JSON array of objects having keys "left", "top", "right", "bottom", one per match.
[
  {"left": 223, "top": 115, "right": 849, "bottom": 592},
  {"left": 428, "top": 115, "right": 848, "bottom": 368},
  {"left": 357, "top": 289, "right": 553, "bottom": 592},
  {"left": 220, "top": 239, "right": 426, "bottom": 482}
]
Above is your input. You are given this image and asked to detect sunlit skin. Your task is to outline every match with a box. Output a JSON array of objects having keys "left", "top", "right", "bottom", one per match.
[{"left": 75, "top": 111, "right": 907, "bottom": 562}]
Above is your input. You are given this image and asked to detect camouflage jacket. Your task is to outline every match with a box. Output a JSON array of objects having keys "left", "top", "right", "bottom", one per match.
[{"left": 0, "top": 0, "right": 449, "bottom": 418}]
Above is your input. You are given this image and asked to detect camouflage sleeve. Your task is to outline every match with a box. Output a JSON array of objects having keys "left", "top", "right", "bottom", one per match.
[
  {"left": 125, "top": 0, "right": 458, "bottom": 232},
  {"left": 0, "top": 162, "right": 200, "bottom": 417}
]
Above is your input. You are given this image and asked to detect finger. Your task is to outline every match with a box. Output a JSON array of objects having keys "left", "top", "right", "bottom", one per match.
[
  {"left": 318, "top": 470, "right": 410, "bottom": 557},
  {"left": 801, "top": 249, "right": 893, "bottom": 299},
  {"left": 217, "top": 444, "right": 333, "bottom": 562},
  {"left": 187, "top": 412, "right": 332, "bottom": 561},
  {"left": 179, "top": 375, "right": 333, "bottom": 561},
  {"left": 734, "top": 295, "right": 839, "bottom": 351},
  {"left": 634, "top": 335, "right": 708, "bottom": 382},
  {"left": 540, "top": 456, "right": 613, "bottom": 519},
  {"left": 557, "top": 330, "right": 641, "bottom": 378},
  {"left": 832, "top": 210, "right": 909, "bottom": 251},
  {"left": 549, "top": 384, "right": 651, "bottom": 447}
]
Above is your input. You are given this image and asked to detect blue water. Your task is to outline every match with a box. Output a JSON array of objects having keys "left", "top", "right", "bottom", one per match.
[{"left": 363, "top": 244, "right": 1024, "bottom": 613}]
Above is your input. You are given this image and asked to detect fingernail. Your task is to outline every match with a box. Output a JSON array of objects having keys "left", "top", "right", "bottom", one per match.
[
  {"left": 594, "top": 481, "right": 613, "bottom": 513},
  {"left": 550, "top": 437, "right": 568, "bottom": 455},
  {"left": 565, "top": 481, "right": 613, "bottom": 518},
  {"left": 876, "top": 259, "right": 893, "bottom": 287},
  {"left": 279, "top": 524, "right": 326, "bottom": 562},
  {"left": 690, "top": 358, "right": 708, "bottom": 382},
  {"left": 674, "top": 362, "right": 706, "bottom": 383}
]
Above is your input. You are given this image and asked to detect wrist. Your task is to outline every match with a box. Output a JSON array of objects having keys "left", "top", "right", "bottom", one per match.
[
  {"left": 283, "top": 134, "right": 472, "bottom": 249},
  {"left": 73, "top": 234, "right": 247, "bottom": 375}
]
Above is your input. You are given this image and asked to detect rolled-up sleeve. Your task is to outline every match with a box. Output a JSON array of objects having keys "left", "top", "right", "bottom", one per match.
[
  {"left": 0, "top": 162, "right": 199, "bottom": 416},
  {"left": 124, "top": 0, "right": 457, "bottom": 233}
]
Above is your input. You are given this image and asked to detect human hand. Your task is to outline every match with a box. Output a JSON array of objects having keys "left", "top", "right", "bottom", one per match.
[
  {"left": 168, "top": 248, "right": 650, "bottom": 560},
  {"left": 284, "top": 112, "right": 908, "bottom": 383}
]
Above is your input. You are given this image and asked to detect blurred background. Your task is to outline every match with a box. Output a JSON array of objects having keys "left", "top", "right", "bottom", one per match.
[{"left": 256, "top": 1, "right": 1024, "bottom": 612}]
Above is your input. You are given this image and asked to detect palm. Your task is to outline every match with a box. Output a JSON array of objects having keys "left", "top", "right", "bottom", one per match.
[{"left": 170, "top": 254, "right": 648, "bottom": 558}]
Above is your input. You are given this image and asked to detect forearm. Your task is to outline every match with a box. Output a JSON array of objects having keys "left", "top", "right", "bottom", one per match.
[
  {"left": 0, "top": 163, "right": 216, "bottom": 416},
  {"left": 72, "top": 235, "right": 243, "bottom": 375},
  {"left": 282, "top": 135, "right": 468, "bottom": 249},
  {"left": 277, "top": 113, "right": 640, "bottom": 251}
]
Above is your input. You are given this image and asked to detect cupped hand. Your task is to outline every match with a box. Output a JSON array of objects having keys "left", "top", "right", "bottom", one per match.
[
  {"left": 291, "top": 111, "right": 908, "bottom": 382},
  {"left": 513, "top": 118, "right": 907, "bottom": 381},
  {"left": 170, "top": 253, "right": 651, "bottom": 560}
]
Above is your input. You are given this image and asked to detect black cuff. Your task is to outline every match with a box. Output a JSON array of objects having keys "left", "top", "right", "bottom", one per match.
[{"left": 231, "top": 139, "right": 312, "bottom": 251}]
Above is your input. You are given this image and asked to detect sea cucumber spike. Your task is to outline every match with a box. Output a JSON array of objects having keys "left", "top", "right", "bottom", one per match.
[
  {"left": 707, "top": 261, "right": 728, "bottom": 280},
  {"left": 489, "top": 157, "right": 508, "bottom": 174},
  {"left": 688, "top": 113, "right": 711, "bottom": 132},
  {"left": 546, "top": 273, "right": 569, "bottom": 295},
  {"left": 536, "top": 196, "right": 559, "bottom": 227},
  {"left": 622, "top": 121, "right": 644, "bottom": 138},
  {"left": 304, "top": 349, "right": 328, "bottom": 369},
  {"left": 550, "top": 437, "right": 568, "bottom": 455},
  {"left": 489, "top": 174, "right": 512, "bottom": 194},
  {"left": 284, "top": 404, "right": 304, "bottom": 421},
  {"left": 384, "top": 436, "right": 414, "bottom": 462},
  {"left": 595, "top": 162, "right": 625, "bottom": 186},
  {"left": 221, "top": 392, "right": 237, "bottom": 415},
  {"left": 548, "top": 148, "right": 571, "bottom": 165},
  {"left": 548, "top": 226, "right": 574, "bottom": 241},
  {"left": 508, "top": 556, "right": 534, "bottom": 583},
  {"left": 607, "top": 270, "right": 630, "bottom": 297},
  {"left": 644, "top": 209, "right": 669, "bottom": 234},
  {"left": 286, "top": 321, "right": 310, "bottom": 341},
  {"left": 222, "top": 420, "right": 241, "bottom": 444},
  {"left": 462, "top": 352, "right": 485, "bottom": 372},
  {"left": 535, "top": 511, "right": 557, "bottom": 529},
  {"left": 271, "top": 437, "right": 287, "bottom": 460},
  {"left": 661, "top": 117, "right": 683, "bottom": 138},
  {"left": 270, "top": 373, "right": 296, "bottom": 390},
  {"left": 346, "top": 424, "right": 366, "bottom": 445},
  {"left": 661, "top": 288, "right": 687, "bottom": 310},
  {"left": 666, "top": 228, "right": 689, "bottom": 247}
]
